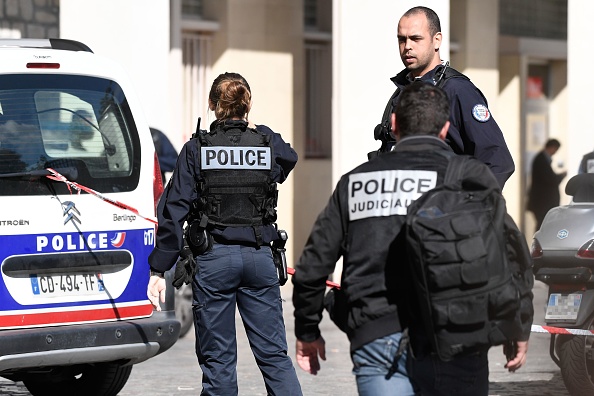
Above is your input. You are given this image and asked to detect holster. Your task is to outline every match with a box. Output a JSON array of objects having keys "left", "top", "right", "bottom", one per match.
[
  {"left": 185, "top": 217, "right": 213, "bottom": 256},
  {"left": 271, "top": 229, "right": 288, "bottom": 286}
]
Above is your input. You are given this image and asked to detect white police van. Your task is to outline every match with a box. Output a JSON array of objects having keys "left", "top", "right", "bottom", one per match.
[{"left": 0, "top": 39, "right": 180, "bottom": 395}]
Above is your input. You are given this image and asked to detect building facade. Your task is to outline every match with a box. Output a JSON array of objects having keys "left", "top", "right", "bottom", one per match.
[{"left": 2, "top": 0, "right": 585, "bottom": 265}]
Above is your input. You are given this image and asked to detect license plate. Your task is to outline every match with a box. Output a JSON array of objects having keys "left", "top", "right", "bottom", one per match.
[
  {"left": 30, "top": 273, "right": 105, "bottom": 297},
  {"left": 545, "top": 293, "right": 582, "bottom": 320}
]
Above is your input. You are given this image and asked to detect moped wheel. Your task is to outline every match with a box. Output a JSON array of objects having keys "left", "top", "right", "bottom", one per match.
[{"left": 556, "top": 318, "right": 594, "bottom": 396}]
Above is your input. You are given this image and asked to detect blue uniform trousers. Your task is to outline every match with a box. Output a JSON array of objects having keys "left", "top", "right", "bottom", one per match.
[{"left": 192, "top": 243, "right": 302, "bottom": 396}]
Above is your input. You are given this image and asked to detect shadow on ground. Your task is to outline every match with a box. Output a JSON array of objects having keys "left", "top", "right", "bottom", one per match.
[{"left": 489, "top": 372, "right": 569, "bottom": 396}]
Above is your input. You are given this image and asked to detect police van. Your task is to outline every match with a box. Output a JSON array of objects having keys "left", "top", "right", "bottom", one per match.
[{"left": 0, "top": 39, "right": 179, "bottom": 395}]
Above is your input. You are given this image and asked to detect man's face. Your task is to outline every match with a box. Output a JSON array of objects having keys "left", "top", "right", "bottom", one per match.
[
  {"left": 547, "top": 146, "right": 559, "bottom": 156},
  {"left": 397, "top": 13, "right": 441, "bottom": 77}
]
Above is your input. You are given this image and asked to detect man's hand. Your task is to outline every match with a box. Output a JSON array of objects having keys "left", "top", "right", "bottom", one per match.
[
  {"left": 504, "top": 340, "right": 529, "bottom": 372},
  {"left": 296, "top": 336, "right": 326, "bottom": 375},
  {"left": 147, "top": 275, "right": 167, "bottom": 311}
]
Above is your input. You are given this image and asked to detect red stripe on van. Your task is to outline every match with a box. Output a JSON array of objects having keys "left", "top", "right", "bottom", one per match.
[{"left": 0, "top": 303, "right": 153, "bottom": 329}]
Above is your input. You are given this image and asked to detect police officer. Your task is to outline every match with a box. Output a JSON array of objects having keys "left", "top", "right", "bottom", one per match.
[
  {"left": 292, "top": 82, "right": 531, "bottom": 396},
  {"left": 147, "top": 72, "right": 302, "bottom": 396},
  {"left": 371, "top": 6, "right": 515, "bottom": 189}
]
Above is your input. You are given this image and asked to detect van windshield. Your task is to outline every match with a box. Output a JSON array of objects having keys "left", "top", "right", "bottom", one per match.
[{"left": 0, "top": 74, "right": 140, "bottom": 196}]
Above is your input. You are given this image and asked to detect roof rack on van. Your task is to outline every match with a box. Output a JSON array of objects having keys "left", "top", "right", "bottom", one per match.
[{"left": 0, "top": 38, "right": 93, "bottom": 53}]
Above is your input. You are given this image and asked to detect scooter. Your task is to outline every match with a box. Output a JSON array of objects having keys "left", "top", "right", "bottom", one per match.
[{"left": 531, "top": 173, "right": 594, "bottom": 396}]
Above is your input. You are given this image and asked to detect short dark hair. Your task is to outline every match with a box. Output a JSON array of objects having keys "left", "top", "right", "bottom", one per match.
[
  {"left": 545, "top": 138, "right": 561, "bottom": 149},
  {"left": 403, "top": 6, "right": 441, "bottom": 37},
  {"left": 394, "top": 81, "right": 450, "bottom": 138}
]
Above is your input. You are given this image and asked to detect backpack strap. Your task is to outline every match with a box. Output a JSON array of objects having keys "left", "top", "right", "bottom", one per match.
[
  {"left": 434, "top": 150, "right": 467, "bottom": 187},
  {"left": 443, "top": 154, "right": 469, "bottom": 187}
]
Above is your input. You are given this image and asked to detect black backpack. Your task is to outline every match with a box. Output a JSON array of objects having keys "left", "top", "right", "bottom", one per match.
[{"left": 404, "top": 154, "right": 530, "bottom": 361}]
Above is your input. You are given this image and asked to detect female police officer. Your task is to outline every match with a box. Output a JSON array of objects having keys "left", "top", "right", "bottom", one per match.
[{"left": 147, "top": 72, "right": 302, "bottom": 396}]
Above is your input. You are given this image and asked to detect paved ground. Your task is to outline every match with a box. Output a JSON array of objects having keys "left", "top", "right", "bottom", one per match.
[{"left": 0, "top": 281, "right": 575, "bottom": 395}]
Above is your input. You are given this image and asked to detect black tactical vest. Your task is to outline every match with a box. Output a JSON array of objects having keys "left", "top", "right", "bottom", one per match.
[{"left": 193, "top": 121, "right": 278, "bottom": 228}]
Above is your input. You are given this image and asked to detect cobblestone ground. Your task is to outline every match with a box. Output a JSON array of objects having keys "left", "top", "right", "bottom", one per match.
[{"left": 0, "top": 281, "right": 574, "bottom": 395}]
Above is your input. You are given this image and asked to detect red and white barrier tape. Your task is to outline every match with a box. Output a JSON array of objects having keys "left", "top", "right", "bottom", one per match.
[
  {"left": 531, "top": 324, "right": 594, "bottom": 336},
  {"left": 287, "top": 267, "right": 341, "bottom": 289},
  {"left": 45, "top": 168, "right": 158, "bottom": 225},
  {"left": 285, "top": 268, "right": 594, "bottom": 335}
]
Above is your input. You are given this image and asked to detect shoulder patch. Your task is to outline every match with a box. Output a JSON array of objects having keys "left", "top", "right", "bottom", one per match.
[{"left": 472, "top": 104, "right": 491, "bottom": 122}]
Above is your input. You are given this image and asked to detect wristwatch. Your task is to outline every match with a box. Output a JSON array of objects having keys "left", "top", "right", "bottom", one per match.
[{"left": 150, "top": 269, "right": 165, "bottom": 278}]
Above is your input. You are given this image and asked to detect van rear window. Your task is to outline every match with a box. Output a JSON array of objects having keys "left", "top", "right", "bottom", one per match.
[{"left": 0, "top": 75, "right": 140, "bottom": 196}]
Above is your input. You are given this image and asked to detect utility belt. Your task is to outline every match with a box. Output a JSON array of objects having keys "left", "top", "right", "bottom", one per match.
[
  {"left": 171, "top": 217, "right": 213, "bottom": 289},
  {"left": 183, "top": 218, "right": 289, "bottom": 286}
]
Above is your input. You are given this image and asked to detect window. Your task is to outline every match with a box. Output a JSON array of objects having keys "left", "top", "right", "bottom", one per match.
[
  {"left": 182, "top": 33, "right": 212, "bottom": 141},
  {"left": 0, "top": 75, "right": 140, "bottom": 195},
  {"left": 304, "top": 0, "right": 318, "bottom": 28},
  {"left": 304, "top": 0, "right": 332, "bottom": 159},
  {"left": 527, "top": 64, "right": 550, "bottom": 99},
  {"left": 182, "top": 0, "right": 203, "bottom": 18},
  {"left": 305, "top": 41, "right": 331, "bottom": 158},
  {"left": 500, "top": 0, "right": 567, "bottom": 40}
]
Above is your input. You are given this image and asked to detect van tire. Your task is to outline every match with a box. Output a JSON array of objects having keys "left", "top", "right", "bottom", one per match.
[{"left": 23, "top": 362, "right": 133, "bottom": 396}]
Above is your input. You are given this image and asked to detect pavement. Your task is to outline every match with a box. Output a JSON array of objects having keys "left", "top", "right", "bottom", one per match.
[{"left": 0, "top": 281, "right": 574, "bottom": 395}]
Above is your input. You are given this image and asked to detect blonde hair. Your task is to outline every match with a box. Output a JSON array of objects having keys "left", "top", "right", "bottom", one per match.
[{"left": 208, "top": 72, "right": 252, "bottom": 121}]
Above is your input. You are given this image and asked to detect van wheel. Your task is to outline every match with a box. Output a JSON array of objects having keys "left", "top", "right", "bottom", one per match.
[
  {"left": 23, "top": 363, "right": 132, "bottom": 396},
  {"left": 556, "top": 319, "right": 594, "bottom": 396},
  {"left": 175, "top": 283, "right": 194, "bottom": 337}
]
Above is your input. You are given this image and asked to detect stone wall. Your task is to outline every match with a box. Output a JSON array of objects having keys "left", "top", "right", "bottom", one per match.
[{"left": 0, "top": 0, "right": 59, "bottom": 38}]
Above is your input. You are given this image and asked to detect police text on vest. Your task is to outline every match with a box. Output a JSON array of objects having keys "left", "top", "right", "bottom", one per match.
[
  {"left": 201, "top": 146, "right": 272, "bottom": 170},
  {"left": 348, "top": 170, "right": 437, "bottom": 220}
]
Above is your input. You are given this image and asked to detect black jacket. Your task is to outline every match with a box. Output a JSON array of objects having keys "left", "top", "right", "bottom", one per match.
[
  {"left": 294, "top": 135, "right": 533, "bottom": 353},
  {"left": 293, "top": 136, "right": 500, "bottom": 351},
  {"left": 149, "top": 120, "right": 297, "bottom": 273},
  {"left": 527, "top": 150, "right": 564, "bottom": 217}
]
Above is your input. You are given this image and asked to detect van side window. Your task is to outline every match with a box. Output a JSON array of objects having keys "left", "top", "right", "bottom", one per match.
[
  {"left": 0, "top": 74, "right": 141, "bottom": 195},
  {"left": 36, "top": 91, "right": 132, "bottom": 177}
]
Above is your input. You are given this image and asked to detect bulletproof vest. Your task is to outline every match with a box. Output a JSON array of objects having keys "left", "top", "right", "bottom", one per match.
[{"left": 194, "top": 122, "right": 278, "bottom": 228}]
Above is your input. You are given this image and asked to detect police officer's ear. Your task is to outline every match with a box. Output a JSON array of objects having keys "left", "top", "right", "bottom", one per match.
[
  {"left": 438, "top": 121, "right": 450, "bottom": 141},
  {"left": 208, "top": 99, "right": 216, "bottom": 111},
  {"left": 434, "top": 31, "right": 442, "bottom": 52}
]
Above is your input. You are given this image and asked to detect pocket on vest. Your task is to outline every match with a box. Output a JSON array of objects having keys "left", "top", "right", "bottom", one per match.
[{"left": 433, "top": 295, "right": 488, "bottom": 327}]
